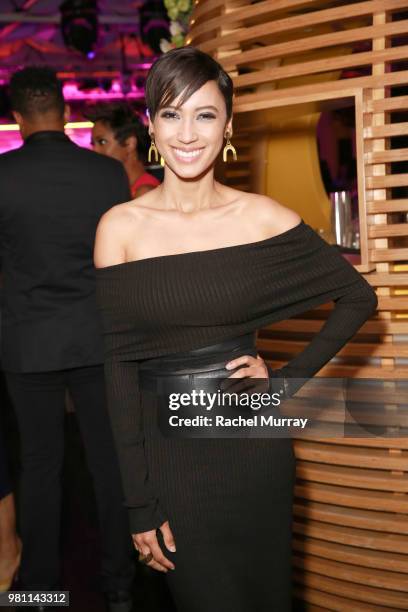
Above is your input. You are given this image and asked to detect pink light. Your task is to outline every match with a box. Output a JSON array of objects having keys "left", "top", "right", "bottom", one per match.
[
  {"left": 0, "top": 125, "right": 93, "bottom": 154},
  {"left": 62, "top": 81, "right": 145, "bottom": 100},
  {"left": 0, "top": 131, "right": 22, "bottom": 154},
  {"left": 65, "top": 126, "right": 92, "bottom": 149}
]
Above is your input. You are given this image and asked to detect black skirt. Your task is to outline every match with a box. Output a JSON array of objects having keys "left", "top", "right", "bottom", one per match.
[{"left": 139, "top": 334, "right": 296, "bottom": 612}]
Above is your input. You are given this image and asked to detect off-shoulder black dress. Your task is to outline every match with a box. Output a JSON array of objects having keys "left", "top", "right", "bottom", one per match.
[{"left": 96, "top": 220, "right": 377, "bottom": 611}]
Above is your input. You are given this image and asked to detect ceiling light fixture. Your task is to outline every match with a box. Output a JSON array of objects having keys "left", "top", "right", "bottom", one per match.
[{"left": 60, "top": 0, "right": 99, "bottom": 58}]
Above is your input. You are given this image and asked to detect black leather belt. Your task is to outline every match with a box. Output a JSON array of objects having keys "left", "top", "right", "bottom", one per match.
[{"left": 139, "top": 332, "right": 257, "bottom": 393}]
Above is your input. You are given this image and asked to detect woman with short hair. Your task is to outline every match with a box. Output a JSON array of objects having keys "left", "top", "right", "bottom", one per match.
[{"left": 94, "top": 47, "right": 377, "bottom": 611}]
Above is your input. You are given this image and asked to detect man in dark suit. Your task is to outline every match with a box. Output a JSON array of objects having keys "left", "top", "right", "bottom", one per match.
[{"left": 0, "top": 67, "right": 135, "bottom": 611}]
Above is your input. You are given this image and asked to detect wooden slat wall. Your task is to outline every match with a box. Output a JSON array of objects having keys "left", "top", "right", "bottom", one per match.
[{"left": 189, "top": 1, "right": 408, "bottom": 610}]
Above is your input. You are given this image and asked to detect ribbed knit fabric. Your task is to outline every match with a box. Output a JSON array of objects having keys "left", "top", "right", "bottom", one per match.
[{"left": 96, "top": 219, "right": 377, "bottom": 610}]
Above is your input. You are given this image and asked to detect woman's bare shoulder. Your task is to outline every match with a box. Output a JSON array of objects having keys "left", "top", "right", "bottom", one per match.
[
  {"left": 233, "top": 190, "right": 302, "bottom": 234},
  {"left": 94, "top": 201, "right": 138, "bottom": 268},
  {"left": 96, "top": 197, "right": 155, "bottom": 237},
  {"left": 100, "top": 199, "right": 140, "bottom": 223}
]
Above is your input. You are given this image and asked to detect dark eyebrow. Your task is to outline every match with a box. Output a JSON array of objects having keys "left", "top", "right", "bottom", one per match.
[
  {"left": 163, "top": 105, "right": 219, "bottom": 112},
  {"left": 195, "top": 106, "right": 218, "bottom": 112}
]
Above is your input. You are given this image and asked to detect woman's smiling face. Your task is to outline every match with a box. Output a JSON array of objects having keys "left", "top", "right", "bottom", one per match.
[{"left": 149, "top": 80, "right": 232, "bottom": 179}]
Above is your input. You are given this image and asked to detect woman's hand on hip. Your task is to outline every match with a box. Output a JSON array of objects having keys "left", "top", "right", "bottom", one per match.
[
  {"left": 225, "top": 353, "right": 268, "bottom": 379},
  {"left": 132, "top": 520, "right": 176, "bottom": 573},
  {"left": 223, "top": 353, "right": 269, "bottom": 392}
]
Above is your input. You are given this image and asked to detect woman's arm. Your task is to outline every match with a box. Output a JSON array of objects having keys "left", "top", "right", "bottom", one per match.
[
  {"left": 102, "top": 339, "right": 175, "bottom": 572},
  {"left": 268, "top": 262, "right": 377, "bottom": 398},
  {"left": 94, "top": 210, "right": 168, "bottom": 534},
  {"left": 245, "top": 198, "right": 378, "bottom": 396},
  {"left": 102, "top": 357, "right": 167, "bottom": 533},
  {"left": 95, "top": 208, "right": 176, "bottom": 573}
]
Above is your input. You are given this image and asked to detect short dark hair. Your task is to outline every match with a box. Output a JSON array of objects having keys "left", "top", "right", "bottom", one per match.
[
  {"left": 9, "top": 66, "right": 65, "bottom": 118},
  {"left": 84, "top": 102, "right": 150, "bottom": 160},
  {"left": 145, "top": 46, "right": 233, "bottom": 121}
]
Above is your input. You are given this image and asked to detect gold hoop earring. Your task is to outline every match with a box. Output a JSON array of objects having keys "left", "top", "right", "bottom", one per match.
[
  {"left": 223, "top": 133, "right": 237, "bottom": 162},
  {"left": 148, "top": 137, "right": 159, "bottom": 163},
  {"left": 160, "top": 156, "right": 165, "bottom": 167}
]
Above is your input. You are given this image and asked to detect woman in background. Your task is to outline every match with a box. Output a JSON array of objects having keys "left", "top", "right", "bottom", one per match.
[
  {"left": 86, "top": 103, "right": 160, "bottom": 198},
  {"left": 94, "top": 47, "right": 377, "bottom": 611}
]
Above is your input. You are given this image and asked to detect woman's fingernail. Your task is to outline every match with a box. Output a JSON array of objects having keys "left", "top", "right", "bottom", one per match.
[
  {"left": 169, "top": 545, "right": 176, "bottom": 552},
  {"left": 225, "top": 362, "right": 233, "bottom": 370}
]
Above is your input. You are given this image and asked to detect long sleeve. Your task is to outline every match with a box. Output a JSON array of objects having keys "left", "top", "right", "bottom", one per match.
[
  {"left": 103, "top": 358, "right": 167, "bottom": 534},
  {"left": 96, "top": 271, "right": 167, "bottom": 534},
  {"left": 267, "top": 257, "right": 377, "bottom": 398}
]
